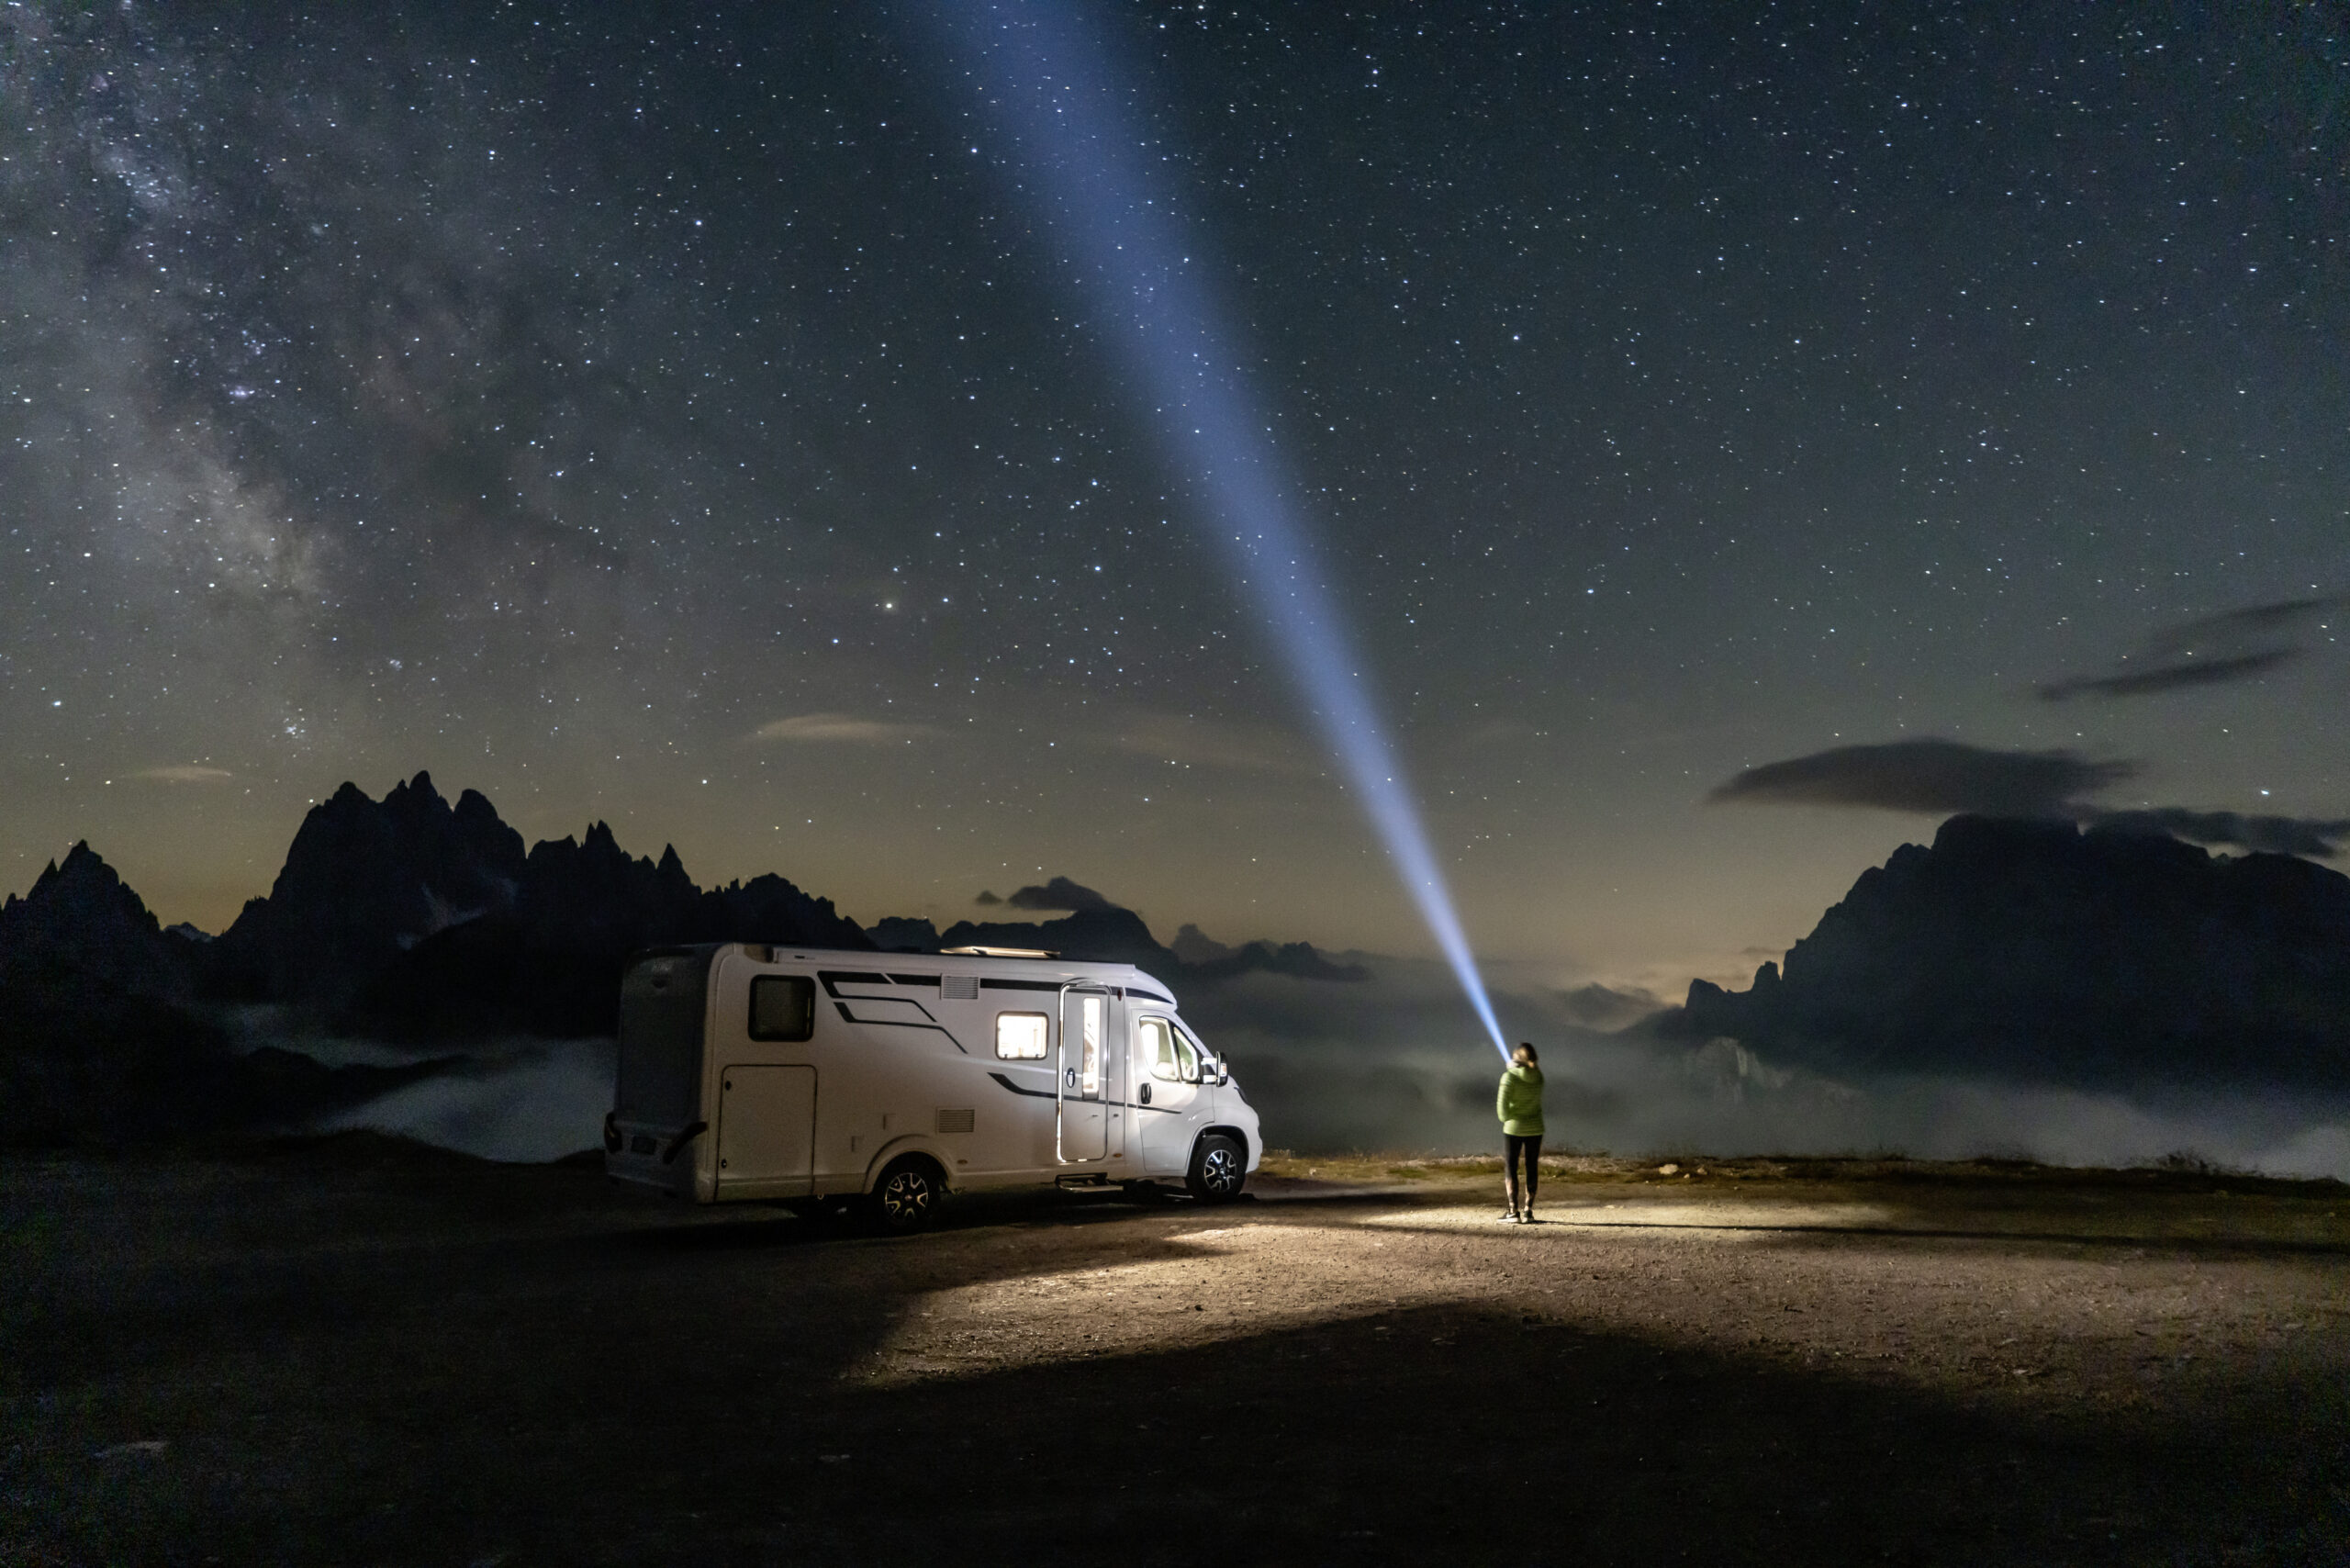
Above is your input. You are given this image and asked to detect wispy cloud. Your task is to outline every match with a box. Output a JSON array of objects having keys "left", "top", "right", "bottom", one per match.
[
  {"left": 749, "top": 712, "right": 933, "bottom": 745},
  {"left": 2037, "top": 647, "right": 2300, "bottom": 701},
  {"left": 1707, "top": 738, "right": 2132, "bottom": 816},
  {"left": 1113, "top": 711, "right": 1317, "bottom": 776},
  {"left": 2039, "top": 592, "right": 2344, "bottom": 702},
  {"left": 1707, "top": 739, "right": 2345, "bottom": 857},
  {"left": 134, "top": 765, "right": 234, "bottom": 784}
]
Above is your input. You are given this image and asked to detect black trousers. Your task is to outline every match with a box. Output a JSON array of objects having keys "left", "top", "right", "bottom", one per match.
[{"left": 1504, "top": 1133, "right": 1540, "bottom": 1198}]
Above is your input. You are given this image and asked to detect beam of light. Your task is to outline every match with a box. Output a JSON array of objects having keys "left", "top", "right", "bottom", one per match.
[{"left": 919, "top": 0, "right": 1508, "bottom": 1057}]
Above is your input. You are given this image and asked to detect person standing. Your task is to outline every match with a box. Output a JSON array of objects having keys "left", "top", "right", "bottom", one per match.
[{"left": 1496, "top": 1042, "right": 1545, "bottom": 1222}]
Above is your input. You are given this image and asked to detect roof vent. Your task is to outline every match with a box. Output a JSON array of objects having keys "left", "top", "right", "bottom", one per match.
[{"left": 940, "top": 945, "right": 1058, "bottom": 958}]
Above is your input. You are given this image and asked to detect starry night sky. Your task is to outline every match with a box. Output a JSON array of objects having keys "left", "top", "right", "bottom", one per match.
[{"left": 5, "top": 2, "right": 2344, "bottom": 998}]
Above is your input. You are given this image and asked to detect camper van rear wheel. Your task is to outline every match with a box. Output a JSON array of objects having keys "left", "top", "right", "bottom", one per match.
[
  {"left": 1186, "top": 1134, "right": 1246, "bottom": 1204},
  {"left": 872, "top": 1158, "right": 944, "bottom": 1234}
]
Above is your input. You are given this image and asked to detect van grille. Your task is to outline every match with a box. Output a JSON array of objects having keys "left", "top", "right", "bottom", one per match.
[
  {"left": 935, "top": 1107, "right": 976, "bottom": 1134},
  {"left": 941, "top": 974, "right": 979, "bottom": 1001}
]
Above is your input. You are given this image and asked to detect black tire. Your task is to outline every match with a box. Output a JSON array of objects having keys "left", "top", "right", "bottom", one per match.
[
  {"left": 870, "top": 1157, "right": 946, "bottom": 1234},
  {"left": 1185, "top": 1134, "right": 1247, "bottom": 1203}
]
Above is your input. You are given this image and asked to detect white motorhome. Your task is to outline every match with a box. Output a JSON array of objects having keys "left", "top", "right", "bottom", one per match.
[{"left": 601, "top": 942, "right": 1259, "bottom": 1230}]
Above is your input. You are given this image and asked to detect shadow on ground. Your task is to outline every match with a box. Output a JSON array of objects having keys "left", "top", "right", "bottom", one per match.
[{"left": 3, "top": 1141, "right": 2344, "bottom": 1566}]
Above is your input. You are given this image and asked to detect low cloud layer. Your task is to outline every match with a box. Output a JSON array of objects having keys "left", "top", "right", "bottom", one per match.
[
  {"left": 2039, "top": 592, "right": 2344, "bottom": 702},
  {"left": 1707, "top": 739, "right": 2132, "bottom": 816},
  {"left": 2082, "top": 808, "right": 2350, "bottom": 859},
  {"left": 274, "top": 951, "right": 2350, "bottom": 1181},
  {"left": 1181, "top": 960, "right": 2350, "bottom": 1180}
]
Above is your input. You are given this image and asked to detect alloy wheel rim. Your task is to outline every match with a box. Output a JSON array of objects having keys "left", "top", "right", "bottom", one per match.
[
  {"left": 1203, "top": 1148, "right": 1238, "bottom": 1193},
  {"left": 885, "top": 1173, "right": 929, "bottom": 1218}
]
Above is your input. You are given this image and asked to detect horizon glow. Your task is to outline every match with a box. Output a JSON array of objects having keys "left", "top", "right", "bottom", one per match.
[{"left": 924, "top": 0, "right": 1508, "bottom": 1057}]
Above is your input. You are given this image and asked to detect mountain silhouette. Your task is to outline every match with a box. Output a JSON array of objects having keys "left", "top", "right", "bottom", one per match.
[
  {"left": 934, "top": 906, "right": 1179, "bottom": 970},
  {"left": 0, "top": 843, "right": 455, "bottom": 1144},
  {"left": 0, "top": 842, "right": 189, "bottom": 1001},
  {"left": 289, "top": 790, "right": 874, "bottom": 1038},
  {"left": 210, "top": 772, "right": 526, "bottom": 1007},
  {"left": 1657, "top": 815, "right": 2350, "bottom": 1091}
]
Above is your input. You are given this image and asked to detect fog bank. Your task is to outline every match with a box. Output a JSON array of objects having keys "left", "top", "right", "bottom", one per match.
[{"left": 249, "top": 962, "right": 2350, "bottom": 1181}]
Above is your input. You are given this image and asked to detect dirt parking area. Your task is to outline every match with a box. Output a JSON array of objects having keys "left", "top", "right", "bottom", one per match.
[{"left": 4, "top": 1141, "right": 2345, "bottom": 1565}]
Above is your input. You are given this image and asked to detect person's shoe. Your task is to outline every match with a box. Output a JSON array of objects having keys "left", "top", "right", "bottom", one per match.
[
  {"left": 1499, "top": 1209, "right": 1520, "bottom": 1223},
  {"left": 1521, "top": 1209, "right": 1539, "bottom": 1224}
]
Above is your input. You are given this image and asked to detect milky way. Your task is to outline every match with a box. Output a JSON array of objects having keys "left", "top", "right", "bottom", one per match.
[{"left": 3, "top": 3, "right": 2344, "bottom": 996}]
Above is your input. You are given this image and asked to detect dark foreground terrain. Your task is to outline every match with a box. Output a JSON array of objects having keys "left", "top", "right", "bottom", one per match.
[{"left": 4, "top": 1143, "right": 2345, "bottom": 1566}]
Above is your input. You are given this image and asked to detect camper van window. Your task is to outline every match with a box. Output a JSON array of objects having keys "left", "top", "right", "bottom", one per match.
[
  {"left": 1144, "top": 1017, "right": 1196, "bottom": 1083},
  {"left": 748, "top": 975, "right": 816, "bottom": 1042},
  {"left": 1142, "top": 1017, "right": 1178, "bottom": 1081},
  {"left": 996, "top": 1011, "right": 1049, "bottom": 1060}
]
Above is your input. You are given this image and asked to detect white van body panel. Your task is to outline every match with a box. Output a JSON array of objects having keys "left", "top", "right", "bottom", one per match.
[{"left": 604, "top": 943, "right": 1261, "bottom": 1204}]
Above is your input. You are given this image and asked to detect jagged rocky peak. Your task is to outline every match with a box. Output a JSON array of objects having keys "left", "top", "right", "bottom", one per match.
[
  {"left": 1667, "top": 813, "right": 2350, "bottom": 1092},
  {"left": 1169, "top": 923, "right": 1236, "bottom": 965},
  {"left": 868, "top": 916, "right": 941, "bottom": 952},
  {"left": 0, "top": 841, "right": 181, "bottom": 995},
  {"left": 218, "top": 772, "right": 529, "bottom": 1005}
]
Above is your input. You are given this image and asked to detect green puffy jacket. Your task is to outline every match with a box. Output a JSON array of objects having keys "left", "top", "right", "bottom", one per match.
[{"left": 1496, "top": 1061, "right": 1545, "bottom": 1137}]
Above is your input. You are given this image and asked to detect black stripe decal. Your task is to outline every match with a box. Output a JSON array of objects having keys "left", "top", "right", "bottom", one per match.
[
  {"left": 989, "top": 1070, "right": 1056, "bottom": 1100},
  {"left": 979, "top": 977, "right": 1063, "bottom": 992},
  {"left": 888, "top": 973, "right": 941, "bottom": 987},
  {"left": 984, "top": 1072, "right": 1178, "bottom": 1114},
  {"left": 832, "top": 1001, "right": 968, "bottom": 1054}
]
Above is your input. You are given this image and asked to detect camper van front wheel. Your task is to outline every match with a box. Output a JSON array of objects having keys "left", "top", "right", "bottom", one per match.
[
  {"left": 1186, "top": 1134, "right": 1247, "bottom": 1204},
  {"left": 871, "top": 1158, "right": 945, "bottom": 1234}
]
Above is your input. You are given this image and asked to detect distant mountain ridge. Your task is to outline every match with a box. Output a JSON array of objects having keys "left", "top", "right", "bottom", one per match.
[
  {"left": 203, "top": 772, "right": 872, "bottom": 1036},
  {"left": 867, "top": 907, "right": 1369, "bottom": 984},
  {"left": 0, "top": 772, "right": 1371, "bottom": 1140},
  {"left": 1657, "top": 814, "right": 2350, "bottom": 1091},
  {"left": 0, "top": 841, "right": 455, "bottom": 1144}
]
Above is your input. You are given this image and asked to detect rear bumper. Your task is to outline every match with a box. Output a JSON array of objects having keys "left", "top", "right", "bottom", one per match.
[{"left": 602, "top": 1114, "right": 706, "bottom": 1197}]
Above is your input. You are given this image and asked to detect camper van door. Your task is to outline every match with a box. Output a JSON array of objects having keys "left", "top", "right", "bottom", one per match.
[
  {"left": 1132, "top": 1013, "right": 1203, "bottom": 1178},
  {"left": 1058, "top": 986, "right": 1111, "bottom": 1162}
]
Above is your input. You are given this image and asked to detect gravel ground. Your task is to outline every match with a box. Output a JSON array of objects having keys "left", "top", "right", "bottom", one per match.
[{"left": 4, "top": 1139, "right": 2345, "bottom": 1565}]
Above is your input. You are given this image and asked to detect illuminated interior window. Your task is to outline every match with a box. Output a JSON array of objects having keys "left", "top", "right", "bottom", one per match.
[
  {"left": 1078, "top": 994, "right": 1102, "bottom": 1094},
  {"left": 995, "top": 1011, "right": 1048, "bottom": 1060},
  {"left": 1142, "top": 1016, "right": 1198, "bottom": 1082},
  {"left": 1141, "top": 1017, "right": 1178, "bottom": 1081}
]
